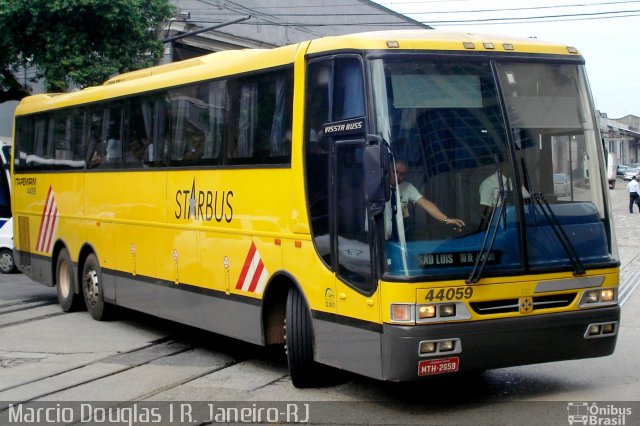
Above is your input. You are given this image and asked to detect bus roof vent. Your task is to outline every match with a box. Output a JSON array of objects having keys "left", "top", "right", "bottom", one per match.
[{"left": 103, "top": 57, "right": 205, "bottom": 86}]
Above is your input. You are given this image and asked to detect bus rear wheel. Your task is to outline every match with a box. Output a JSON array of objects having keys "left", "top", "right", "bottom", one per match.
[
  {"left": 56, "top": 248, "right": 84, "bottom": 312},
  {"left": 285, "top": 287, "right": 319, "bottom": 388},
  {"left": 82, "top": 254, "right": 110, "bottom": 321}
]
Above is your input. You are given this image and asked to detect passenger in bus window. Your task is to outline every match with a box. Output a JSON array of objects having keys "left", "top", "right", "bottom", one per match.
[
  {"left": 106, "top": 138, "right": 121, "bottom": 162},
  {"left": 385, "top": 160, "right": 465, "bottom": 239},
  {"left": 87, "top": 137, "right": 104, "bottom": 167},
  {"left": 184, "top": 133, "right": 205, "bottom": 161},
  {"left": 142, "top": 139, "right": 154, "bottom": 165},
  {"left": 125, "top": 139, "right": 145, "bottom": 163}
]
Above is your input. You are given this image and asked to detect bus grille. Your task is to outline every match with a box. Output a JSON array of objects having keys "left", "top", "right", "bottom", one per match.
[{"left": 470, "top": 293, "right": 577, "bottom": 315}]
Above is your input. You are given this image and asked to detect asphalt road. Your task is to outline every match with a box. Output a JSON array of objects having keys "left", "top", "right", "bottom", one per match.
[{"left": 0, "top": 182, "right": 638, "bottom": 425}]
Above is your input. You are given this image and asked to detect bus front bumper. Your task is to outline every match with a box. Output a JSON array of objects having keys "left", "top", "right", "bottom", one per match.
[{"left": 380, "top": 306, "right": 620, "bottom": 381}]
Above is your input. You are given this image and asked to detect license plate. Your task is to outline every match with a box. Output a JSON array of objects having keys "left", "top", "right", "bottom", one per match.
[{"left": 418, "top": 357, "right": 459, "bottom": 376}]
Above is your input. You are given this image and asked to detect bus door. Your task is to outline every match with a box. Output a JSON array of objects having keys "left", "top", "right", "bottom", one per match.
[{"left": 305, "top": 55, "right": 381, "bottom": 374}]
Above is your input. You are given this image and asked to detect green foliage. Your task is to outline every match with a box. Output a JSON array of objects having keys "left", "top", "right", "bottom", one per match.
[{"left": 0, "top": 0, "right": 174, "bottom": 101}]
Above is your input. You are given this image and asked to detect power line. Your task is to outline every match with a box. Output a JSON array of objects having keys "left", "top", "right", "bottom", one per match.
[
  {"left": 435, "top": 11, "right": 640, "bottom": 25},
  {"left": 185, "top": 9, "right": 640, "bottom": 27},
  {"left": 184, "top": 4, "right": 640, "bottom": 20},
  {"left": 395, "top": 0, "right": 640, "bottom": 15},
  {"left": 178, "top": 1, "right": 640, "bottom": 29},
  {"left": 421, "top": 8, "right": 640, "bottom": 24},
  {"left": 215, "top": 12, "right": 639, "bottom": 26},
  {"left": 379, "top": 0, "right": 635, "bottom": 5}
]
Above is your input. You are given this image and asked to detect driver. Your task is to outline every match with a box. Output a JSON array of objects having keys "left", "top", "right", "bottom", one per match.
[{"left": 385, "top": 160, "right": 465, "bottom": 239}]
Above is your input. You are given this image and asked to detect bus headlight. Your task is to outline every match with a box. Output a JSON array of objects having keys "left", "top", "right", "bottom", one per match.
[
  {"left": 416, "top": 303, "right": 456, "bottom": 320},
  {"left": 390, "top": 302, "right": 471, "bottom": 324},
  {"left": 439, "top": 340, "right": 456, "bottom": 352},
  {"left": 579, "top": 288, "right": 617, "bottom": 307},
  {"left": 439, "top": 304, "right": 456, "bottom": 317},
  {"left": 584, "top": 321, "right": 618, "bottom": 338},
  {"left": 419, "top": 341, "right": 437, "bottom": 354},
  {"left": 587, "top": 324, "right": 601, "bottom": 336},
  {"left": 600, "top": 289, "right": 615, "bottom": 302},
  {"left": 418, "top": 338, "right": 462, "bottom": 356},
  {"left": 417, "top": 305, "right": 436, "bottom": 319},
  {"left": 584, "top": 290, "right": 600, "bottom": 303}
]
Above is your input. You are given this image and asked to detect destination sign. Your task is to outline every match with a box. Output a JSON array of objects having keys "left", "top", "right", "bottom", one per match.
[{"left": 418, "top": 251, "right": 501, "bottom": 268}]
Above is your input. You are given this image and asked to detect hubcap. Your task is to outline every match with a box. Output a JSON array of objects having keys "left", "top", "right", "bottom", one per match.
[
  {"left": 59, "top": 262, "right": 71, "bottom": 298},
  {"left": 0, "top": 253, "right": 12, "bottom": 271},
  {"left": 84, "top": 269, "right": 100, "bottom": 307}
]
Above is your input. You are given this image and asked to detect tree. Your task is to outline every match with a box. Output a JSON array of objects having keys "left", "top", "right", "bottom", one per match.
[{"left": 0, "top": 0, "right": 174, "bottom": 103}]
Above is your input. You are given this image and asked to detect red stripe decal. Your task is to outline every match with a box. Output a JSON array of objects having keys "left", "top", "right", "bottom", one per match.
[
  {"left": 235, "top": 242, "right": 257, "bottom": 290},
  {"left": 247, "top": 259, "right": 264, "bottom": 293},
  {"left": 36, "top": 186, "right": 53, "bottom": 252}
]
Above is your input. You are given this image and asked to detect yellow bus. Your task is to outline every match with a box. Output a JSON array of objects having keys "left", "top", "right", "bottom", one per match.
[{"left": 12, "top": 30, "right": 620, "bottom": 387}]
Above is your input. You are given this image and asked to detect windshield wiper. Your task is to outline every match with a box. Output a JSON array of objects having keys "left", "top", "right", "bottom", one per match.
[
  {"left": 467, "top": 157, "right": 507, "bottom": 284},
  {"left": 466, "top": 200, "right": 506, "bottom": 284},
  {"left": 521, "top": 158, "right": 537, "bottom": 228},
  {"left": 521, "top": 161, "right": 585, "bottom": 276}
]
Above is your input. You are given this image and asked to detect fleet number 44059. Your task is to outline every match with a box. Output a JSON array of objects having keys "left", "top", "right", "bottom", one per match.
[{"left": 423, "top": 287, "right": 473, "bottom": 302}]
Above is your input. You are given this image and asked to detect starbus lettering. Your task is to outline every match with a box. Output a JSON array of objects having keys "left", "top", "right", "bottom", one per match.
[{"left": 175, "top": 179, "right": 233, "bottom": 223}]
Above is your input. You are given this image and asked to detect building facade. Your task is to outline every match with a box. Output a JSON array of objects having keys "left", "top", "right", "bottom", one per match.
[{"left": 599, "top": 113, "right": 640, "bottom": 166}]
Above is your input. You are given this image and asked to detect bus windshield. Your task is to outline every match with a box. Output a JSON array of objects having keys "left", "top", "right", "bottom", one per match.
[{"left": 370, "top": 56, "right": 612, "bottom": 279}]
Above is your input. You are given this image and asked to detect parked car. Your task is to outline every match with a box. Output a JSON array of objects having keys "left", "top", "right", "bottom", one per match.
[
  {"left": 0, "top": 141, "right": 14, "bottom": 273},
  {"left": 553, "top": 173, "right": 570, "bottom": 197},
  {"left": 617, "top": 164, "right": 629, "bottom": 176},
  {"left": 623, "top": 167, "right": 640, "bottom": 181},
  {"left": 607, "top": 153, "right": 616, "bottom": 189},
  {"left": 0, "top": 217, "right": 15, "bottom": 273}
]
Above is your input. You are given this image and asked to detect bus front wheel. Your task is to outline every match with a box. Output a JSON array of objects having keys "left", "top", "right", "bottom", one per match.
[
  {"left": 55, "top": 248, "right": 84, "bottom": 312},
  {"left": 82, "top": 254, "right": 110, "bottom": 321},
  {"left": 285, "top": 287, "right": 318, "bottom": 388}
]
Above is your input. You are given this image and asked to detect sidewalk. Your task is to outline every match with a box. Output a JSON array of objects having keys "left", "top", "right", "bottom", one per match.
[{"left": 610, "top": 178, "right": 640, "bottom": 305}]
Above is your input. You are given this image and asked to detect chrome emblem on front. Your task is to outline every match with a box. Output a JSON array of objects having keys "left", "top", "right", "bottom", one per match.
[{"left": 519, "top": 297, "right": 533, "bottom": 314}]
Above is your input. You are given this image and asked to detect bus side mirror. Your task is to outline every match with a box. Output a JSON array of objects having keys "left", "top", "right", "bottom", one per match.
[{"left": 364, "top": 135, "right": 390, "bottom": 216}]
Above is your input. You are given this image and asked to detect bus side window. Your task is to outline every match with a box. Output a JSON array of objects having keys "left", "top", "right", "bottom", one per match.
[
  {"left": 86, "top": 108, "right": 104, "bottom": 168},
  {"left": 125, "top": 96, "right": 166, "bottom": 168},
  {"left": 196, "top": 79, "right": 227, "bottom": 166},
  {"left": 14, "top": 114, "right": 50, "bottom": 171},
  {"left": 305, "top": 61, "right": 332, "bottom": 266},
  {"left": 51, "top": 109, "right": 85, "bottom": 170},
  {"left": 14, "top": 117, "right": 33, "bottom": 172},
  {"left": 104, "top": 105, "right": 123, "bottom": 165},
  {"left": 305, "top": 61, "right": 330, "bottom": 154},
  {"left": 226, "top": 68, "right": 293, "bottom": 166},
  {"left": 333, "top": 58, "right": 365, "bottom": 121}
]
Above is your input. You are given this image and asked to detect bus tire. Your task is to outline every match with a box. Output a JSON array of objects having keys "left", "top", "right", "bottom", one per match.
[
  {"left": 0, "top": 248, "right": 16, "bottom": 274},
  {"left": 56, "top": 248, "right": 84, "bottom": 312},
  {"left": 285, "top": 287, "right": 318, "bottom": 388},
  {"left": 82, "top": 253, "right": 110, "bottom": 321}
]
